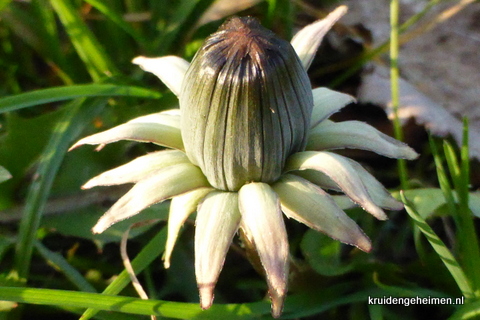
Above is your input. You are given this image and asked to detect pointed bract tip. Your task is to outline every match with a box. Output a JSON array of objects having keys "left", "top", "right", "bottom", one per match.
[
  {"left": 91, "top": 222, "right": 107, "bottom": 235},
  {"left": 198, "top": 283, "right": 214, "bottom": 310},
  {"left": 270, "top": 289, "right": 286, "bottom": 318},
  {"left": 333, "top": 5, "right": 348, "bottom": 17},
  {"left": 81, "top": 180, "right": 95, "bottom": 190},
  {"left": 356, "top": 234, "right": 372, "bottom": 253},
  {"left": 68, "top": 142, "right": 81, "bottom": 152},
  {"left": 162, "top": 252, "right": 171, "bottom": 269},
  {"left": 405, "top": 147, "right": 420, "bottom": 160},
  {"left": 132, "top": 55, "right": 147, "bottom": 65}
]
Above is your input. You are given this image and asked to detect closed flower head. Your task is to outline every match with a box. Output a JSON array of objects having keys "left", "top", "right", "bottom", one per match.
[{"left": 181, "top": 17, "right": 313, "bottom": 191}]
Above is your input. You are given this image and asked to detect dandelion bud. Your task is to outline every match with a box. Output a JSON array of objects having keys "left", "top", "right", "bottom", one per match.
[{"left": 180, "top": 17, "right": 313, "bottom": 191}]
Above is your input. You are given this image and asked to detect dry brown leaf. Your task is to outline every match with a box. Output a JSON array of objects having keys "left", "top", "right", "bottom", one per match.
[
  {"left": 341, "top": 0, "right": 480, "bottom": 158},
  {"left": 358, "top": 65, "right": 480, "bottom": 160}
]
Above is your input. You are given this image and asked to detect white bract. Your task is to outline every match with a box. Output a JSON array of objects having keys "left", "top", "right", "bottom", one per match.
[{"left": 70, "top": 6, "right": 417, "bottom": 318}]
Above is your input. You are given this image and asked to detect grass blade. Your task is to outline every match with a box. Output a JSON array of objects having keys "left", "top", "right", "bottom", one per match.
[
  {"left": 0, "top": 286, "right": 203, "bottom": 318},
  {"left": 13, "top": 98, "right": 106, "bottom": 279},
  {"left": 0, "top": 84, "right": 160, "bottom": 113},
  {"left": 84, "top": 0, "right": 147, "bottom": 47},
  {"left": 429, "top": 135, "right": 457, "bottom": 218},
  {"left": 401, "top": 191, "right": 474, "bottom": 300},
  {"left": 155, "top": 0, "right": 216, "bottom": 56},
  {"left": 448, "top": 120, "right": 480, "bottom": 294},
  {"left": 0, "top": 285, "right": 271, "bottom": 319},
  {"left": 34, "top": 241, "right": 97, "bottom": 293},
  {"left": 50, "top": 0, "right": 118, "bottom": 81}
]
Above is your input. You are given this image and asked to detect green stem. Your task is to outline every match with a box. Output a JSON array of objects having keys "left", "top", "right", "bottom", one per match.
[{"left": 390, "top": 0, "right": 409, "bottom": 190}]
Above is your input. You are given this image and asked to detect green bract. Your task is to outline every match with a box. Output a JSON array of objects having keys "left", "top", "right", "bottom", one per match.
[{"left": 70, "top": 6, "right": 418, "bottom": 318}]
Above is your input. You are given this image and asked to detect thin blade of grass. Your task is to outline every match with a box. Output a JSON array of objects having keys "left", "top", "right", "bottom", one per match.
[
  {"left": 13, "top": 98, "right": 107, "bottom": 279},
  {"left": 429, "top": 135, "right": 457, "bottom": 218},
  {"left": 84, "top": 0, "right": 147, "bottom": 47},
  {"left": 444, "top": 141, "right": 461, "bottom": 186},
  {"left": 31, "top": 0, "right": 69, "bottom": 75},
  {"left": 81, "top": 228, "right": 167, "bottom": 320},
  {"left": 401, "top": 191, "right": 474, "bottom": 300},
  {"left": 455, "top": 119, "right": 480, "bottom": 294},
  {"left": 436, "top": 127, "right": 480, "bottom": 295},
  {"left": 0, "top": 286, "right": 270, "bottom": 319},
  {"left": 0, "top": 2, "right": 74, "bottom": 85},
  {"left": 0, "top": 84, "right": 160, "bottom": 113},
  {"left": 155, "top": 0, "right": 216, "bottom": 56},
  {"left": 0, "top": 286, "right": 202, "bottom": 318},
  {"left": 34, "top": 241, "right": 97, "bottom": 293},
  {"left": 50, "top": 0, "right": 118, "bottom": 81},
  {"left": 460, "top": 118, "right": 471, "bottom": 204}
]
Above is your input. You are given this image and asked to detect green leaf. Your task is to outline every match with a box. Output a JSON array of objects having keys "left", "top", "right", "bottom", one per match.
[
  {"left": 401, "top": 191, "right": 475, "bottom": 300},
  {"left": 0, "top": 84, "right": 160, "bottom": 113},
  {"left": 392, "top": 188, "right": 480, "bottom": 219},
  {"left": 300, "top": 229, "right": 354, "bottom": 276}
]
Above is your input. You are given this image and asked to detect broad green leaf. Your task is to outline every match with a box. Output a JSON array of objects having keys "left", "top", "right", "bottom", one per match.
[
  {"left": 0, "top": 84, "right": 160, "bottom": 113},
  {"left": 392, "top": 188, "right": 480, "bottom": 219},
  {"left": 301, "top": 229, "right": 354, "bottom": 276}
]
